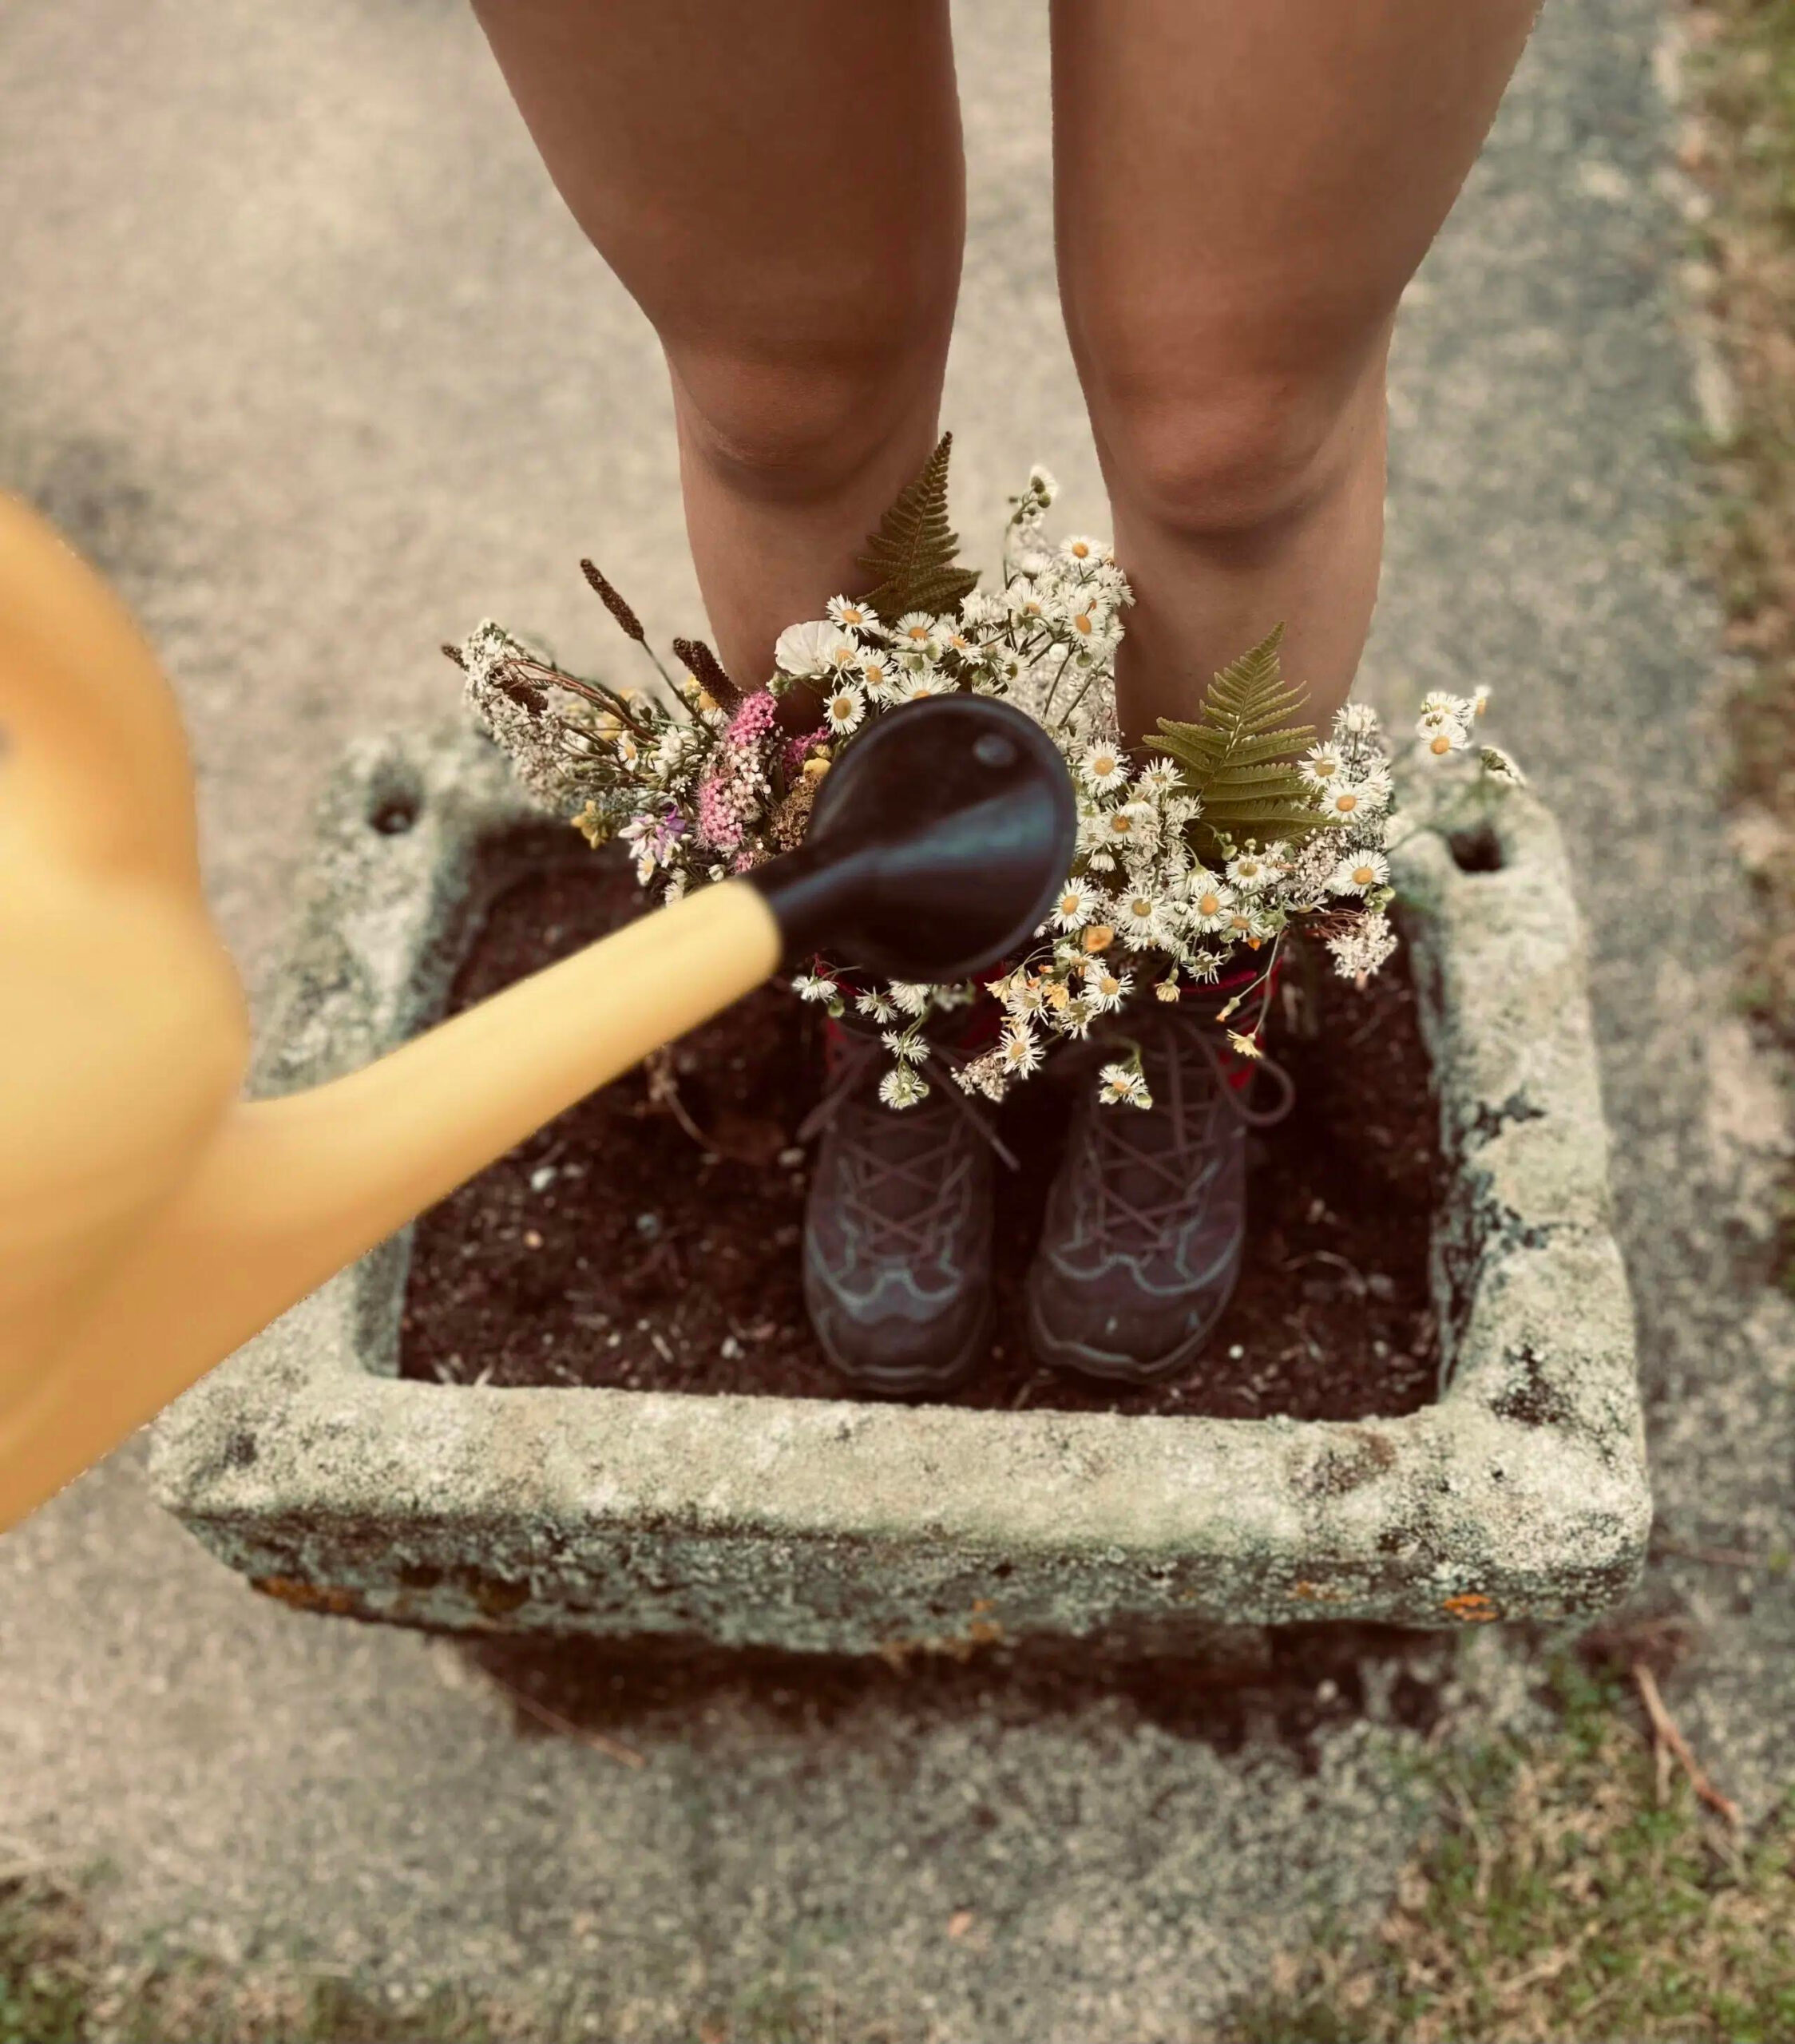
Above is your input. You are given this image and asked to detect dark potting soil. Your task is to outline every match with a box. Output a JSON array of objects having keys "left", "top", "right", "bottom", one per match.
[{"left": 399, "top": 851, "right": 1441, "bottom": 1419}]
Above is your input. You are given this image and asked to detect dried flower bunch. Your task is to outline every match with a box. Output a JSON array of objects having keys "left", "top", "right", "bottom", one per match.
[{"left": 450, "top": 436, "right": 1518, "bottom": 1110}]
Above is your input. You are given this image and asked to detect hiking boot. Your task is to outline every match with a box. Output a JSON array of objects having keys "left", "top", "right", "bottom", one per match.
[
  {"left": 1024, "top": 1004, "right": 1294, "bottom": 1384},
  {"left": 801, "top": 1022, "right": 998, "bottom": 1396}
]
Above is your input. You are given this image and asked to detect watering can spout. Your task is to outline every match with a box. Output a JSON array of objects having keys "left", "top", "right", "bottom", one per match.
[{"left": 0, "top": 494, "right": 1076, "bottom": 1531}]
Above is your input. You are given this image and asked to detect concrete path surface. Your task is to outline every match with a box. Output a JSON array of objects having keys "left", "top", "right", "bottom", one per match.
[{"left": 3, "top": 1, "right": 1792, "bottom": 2037}]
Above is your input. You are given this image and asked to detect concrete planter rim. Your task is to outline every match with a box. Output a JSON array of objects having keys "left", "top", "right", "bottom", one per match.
[{"left": 149, "top": 720, "right": 1649, "bottom": 1650}]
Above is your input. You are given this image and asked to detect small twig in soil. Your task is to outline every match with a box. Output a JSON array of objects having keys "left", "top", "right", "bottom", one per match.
[
  {"left": 1010, "top": 1368, "right": 1056, "bottom": 1411},
  {"left": 1342, "top": 1004, "right": 1393, "bottom": 1053},
  {"left": 496, "top": 1682, "right": 647, "bottom": 1769},
  {"left": 1281, "top": 1248, "right": 1368, "bottom": 1297},
  {"left": 644, "top": 1048, "right": 715, "bottom": 1151},
  {"left": 1631, "top": 1662, "right": 1740, "bottom": 1826}
]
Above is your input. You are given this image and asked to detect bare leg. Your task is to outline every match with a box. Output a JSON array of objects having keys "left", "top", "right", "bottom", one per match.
[
  {"left": 1051, "top": 0, "right": 1537, "bottom": 739},
  {"left": 470, "top": 1, "right": 965, "bottom": 691}
]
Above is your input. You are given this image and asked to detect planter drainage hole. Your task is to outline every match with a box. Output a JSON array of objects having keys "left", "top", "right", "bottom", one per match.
[
  {"left": 1448, "top": 822, "right": 1504, "bottom": 874},
  {"left": 367, "top": 781, "right": 422, "bottom": 836}
]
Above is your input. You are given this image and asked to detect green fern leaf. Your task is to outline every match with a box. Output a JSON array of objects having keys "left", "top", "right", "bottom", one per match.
[
  {"left": 854, "top": 432, "right": 980, "bottom": 624},
  {"left": 1147, "top": 624, "right": 1335, "bottom": 860}
]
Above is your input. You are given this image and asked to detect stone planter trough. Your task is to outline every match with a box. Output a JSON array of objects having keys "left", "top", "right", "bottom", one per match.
[{"left": 149, "top": 722, "right": 1650, "bottom": 1654}]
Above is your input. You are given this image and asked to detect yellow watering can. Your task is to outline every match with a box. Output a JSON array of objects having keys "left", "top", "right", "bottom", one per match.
[{"left": 0, "top": 494, "right": 1076, "bottom": 1533}]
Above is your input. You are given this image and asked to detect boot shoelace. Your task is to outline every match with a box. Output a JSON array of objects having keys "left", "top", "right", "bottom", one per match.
[
  {"left": 1053, "top": 1008, "right": 1296, "bottom": 1248},
  {"left": 797, "top": 1028, "right": 1018, "bottom": 1262}
]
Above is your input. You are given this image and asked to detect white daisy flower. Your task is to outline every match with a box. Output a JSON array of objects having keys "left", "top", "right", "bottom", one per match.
[
  {"left": 1059, "top": 533, "right": 1111, "bottom": 566},
  {"left": 1417, "top": 708, "right": 1471, "bottom": 756},
  {"left": 1327, "top": 850, "right": 1391, "bottom": 895},
  {"left": 1099, "top": 1064, "right": 1152, "bottom": 1109},
  {"left": 1301, "top": 742, "right": 1345, "bottom": 789},
  {"left": 1063, "top": 597, "right": 1115, "bottom": 646},
  {"left": 826, "top": 595, "right": 882, "bottom": 633},
  {"left": 774, "top": 619, "right": 858, "bottom": 679},
  {"left": 822, "top": 683, "right": 866, "bottom": 735},
  {"left": 1052, "top": 880, "right": 1102, "bottom": 931},
  {"left": 1000, "top": 1020, "right": 1043, "bottom": 1076},
  {"left": 1321, "top": 779, "right": 1389, "bottom": 820},
  {"left": 1084, "top": 968, "right": 1131, "bottom": 1013},
  {"left": 1185, "top": 873, "right": 1235, "bottom": 933},
  {"left": 879, "top": 1065, "right": 930, "bottom": 1111},
  {"left": 855, "top": 989, "right": 898, "bottom": 1024},
  {"left": 881, "top": 1030, "right": 927, "bottom": 1065},
  {"left": 1227, "top": 849, "right": 1276, "bottom": 891},
  {"left": 1116, "top": 891, "right": 1168, "bottom": 945},
  {"left": 1226, "top": 1029, "right": 1264, "bottom": 1062},
  {"left": 1334, "top": 701, "right": 1380, "bottom": 738},
  {"left": 791, "top": 972, "right": 838, "bottom": 1004},
  {"left": 886, "top": 980, "right": 933, "bottom": 1016},
  {"left": 1154, "top": 978, "right": 1182, "bottom": 1004},
  {"left": 1027, "top": 463, "right": 1059, "bottom": 504},
  {"left": 1225, "top": 902, "right": 1284, "bottom": 945},
  {"left": 893, "top": 612, "right": 943, "bottom": 656},
  {"left": 1185, "top": 949, "right": 1224, "bottom": 983},
  {"left": 1419, "top": 689, "right": 1472, "bottom": 722},
  {"left": 858, "top": 653, "right": 900, "bottom": 702},
  {"left": 1056, "top": 996, "right": 1098, "bottom": 1041},
  {"left": 1134, "top": 759, "right": 1183, "bottom": 798},
  {"left": 894, "top": 670, "right": 950, "bottom": 703},
  {"left": 1103, "top": 802, "right": 1158, "bottom": 850}
]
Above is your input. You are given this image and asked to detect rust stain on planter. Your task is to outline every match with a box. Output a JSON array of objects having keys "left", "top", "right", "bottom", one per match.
[
  {"left": 1440, "top": 1590, "right": 1500, "bottom": 1623},
  {"left": 252, "top": 1575, "right": 363, "bottom": 1617},
  {"left": 875, "top": 1610, "right": 1008, "bottom": 1671}
]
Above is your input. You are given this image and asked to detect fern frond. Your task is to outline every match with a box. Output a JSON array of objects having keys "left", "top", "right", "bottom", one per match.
[
  {"left": 854, "top": 432, "right": 980, "bottom": 623},
  {"left": 1148, "top": 624, "right": 1335, "bottom": 858}
]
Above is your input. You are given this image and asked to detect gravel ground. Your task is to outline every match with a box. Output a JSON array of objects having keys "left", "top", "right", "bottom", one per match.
[{"left": 2, "top": 1, "right": 1791, "bottom": 2037}]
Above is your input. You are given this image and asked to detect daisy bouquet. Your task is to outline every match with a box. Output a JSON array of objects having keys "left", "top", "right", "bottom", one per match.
[{"left": 450, "top": 436, "right": 1517, "bottom": 1111}]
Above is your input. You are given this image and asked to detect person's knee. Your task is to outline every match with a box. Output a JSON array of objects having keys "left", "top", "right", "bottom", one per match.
[
  {"left": 1084, "top": 335, "right": 1385, "bottom": 545},
  {"left": 672, "top": 303, "right": 953, "bottom": 507}
]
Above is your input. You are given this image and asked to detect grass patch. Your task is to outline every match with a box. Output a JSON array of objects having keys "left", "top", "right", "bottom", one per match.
[
  {"left": 1682, "top": 0, "right": 1795, "bottom": 1131},
  {"left": 1225, "top": 1662, "right": 1795, "bottom": 2043},
  {"left": 0, "top": 1872, "right": 504, "bottom": 2044},
  {"left": 0, "top": 1870, "right": 877, "bottom": 2044}
]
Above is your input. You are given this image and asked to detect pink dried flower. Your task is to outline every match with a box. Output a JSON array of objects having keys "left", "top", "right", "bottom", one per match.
[
  {"left": 727, "top": 691, "right": 779, "bottom": 744},
  {"left": 696, "top": 770, "right": 749, "bottom": 851},
  {"left": 783, "top": 725, "right": 829, "bottom": 776}
]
